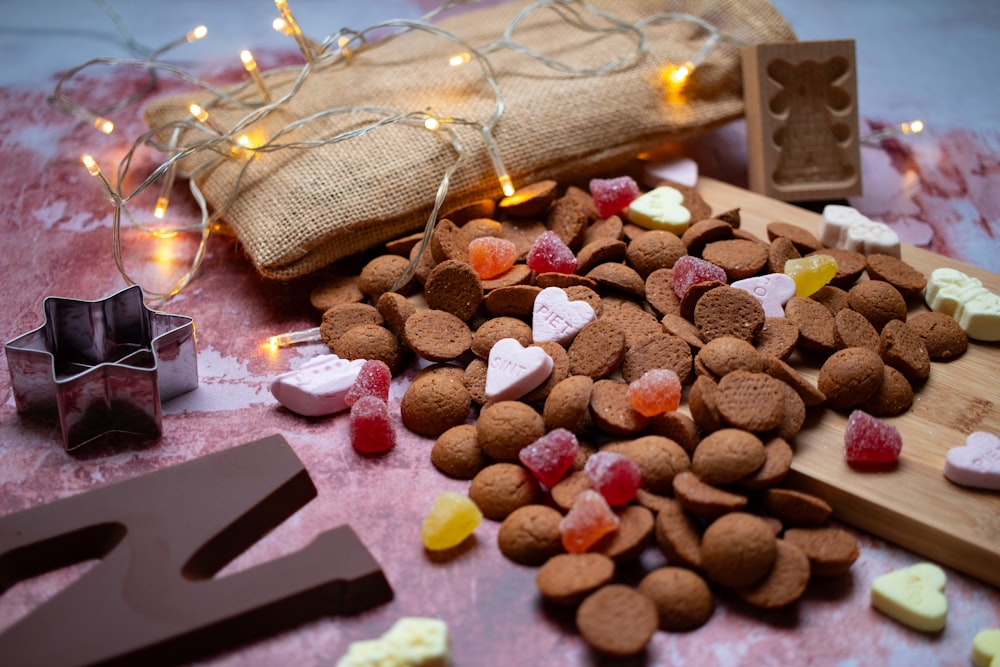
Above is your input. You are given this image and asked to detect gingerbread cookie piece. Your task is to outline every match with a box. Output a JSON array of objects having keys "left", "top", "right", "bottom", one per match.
[
  {"left": 783, "top": 527, "right": 859, "bottom": 577},
  {"left": 424, "top": 259, "right": 483, "bottom": 321},
  {"left": 319, "top": 303, "right": 384, "bottom": 350},
  {"left": 402, "top": 309, "right": 472, "bottom": 362},
  {"left": 359, "top": 254, "right": 413, "bottom": 300},
  {"left": 589, "top": 379, "right": 649, "bottom": 436},
  {"left": 498, "top": 179, "right": 558, "bottom": 218},
  {"left": 431, "top": 425, "right": 491, "bottom": 480},
  {"left": 639, "top": 567, "right": 714, "bottom": 631},
  {"left": 766, "top": 221, "right": 824, "bottom": 254},
  {"left": 476, "top": 400, "right": 545, "bottom": 463},
  {"left": 702, "top": 239, "right": 769, "bottom": 281},
  {"left": 785, "top": 296, "right": 837, "bottom": 354},
  {"left": 400, "top": 372, "right": 471, "bottom": 436},
  {"left": 536, "top": 553, "right": 615, "bottom": 607},
  {"left": 737, "top": 539, "right": 810, "bottom": 609},
  {"left": 848, "top": 280, "right": 907, "bottom": 331},
  {"left": 469, "top": 463, "right": 544, "bottom": 521},
  {"left": 310, "top": 274, "right": 364, "bottom": 311},
  {"left": 700, "top": 512, "right": 778, "bottom": 588},
  {"left": 763, "top": 488, "right": 832, "bottom": 526},
  {"left": 878, "top": 319, "right": 931, "bottom": 380},
  {"left": 865, "top": 253, "right": 927, "bottom": 299},
  {"left": 905, "top": 311, "right": 968, "bottom": 360},
  {"left": 694, "top": 285, "right": 766, "bottom": 343},
  {"left": 543, "top": 375, "right": 594, "bottom": 433},
  {"left": 576, "top": 585, "right": 658, "bottom": 657},
  {"left": 626, "top": 231, "right": 687, "bottom": 278},
  {"left": 715, "top": 371, "right": 787, "bottom": 432},
  {"left": 497, "top": 504, "right": 564, "bottom": 565},
  {"left": 817, "top": 347, "right": 885, "bottom": 409},
  {"left": 692, "top": 428, "right": 767, "bottom": 486},
  {"left": 653, "top": 498, "right": 703, "bottom": 569},
  {"left": 603, "top": 435, "right": 691, "bottom": 496},
  {"left": 567, "top": 319, "right": 626, "bottom": 379}
]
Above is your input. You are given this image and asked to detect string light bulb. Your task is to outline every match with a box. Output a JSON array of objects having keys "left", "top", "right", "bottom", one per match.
[
  {"left": 862, "top": 119, "right": 927, "bottom": 143},
  {"left": 273, "top": 0, "right": 314, "bottom": 61},
  {"left": 81, "top": 154, "right": 101, "bottom": 177},
  {"left": 186, "top": 25, "right": 208, "bottom": 42},
  {"left": 267, "top": 326, "right": 321, "bottom": 349},
  {"left": 901, "top": 120, "right": 924, "bottom": 135},
  {"left": 240, "top": 49, "right": 272, "bottom": 103},
  {"left": 424, "top": 117, "right": 440, "bottom": 131},
  {"left": 449, "top": 52, "right": 471, "bottom": 67},
  {"left": 662, "top": 32, "right": 721, "bottom": 90},
  {"left": 188, "top": 103, "right": 209, "bottom": 124},
  {"left": 272, "top": 17, "right": 292, "bottom": 35},
  {"left": 92, "top": 116, "right": 115, "bottom": 134}
]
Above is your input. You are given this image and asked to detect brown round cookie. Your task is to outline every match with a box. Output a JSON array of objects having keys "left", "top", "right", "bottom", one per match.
[
  {"left": 905, "top": 311, "right": 968, "bottom": 360},
  {"left": 737, "top": 539, "right": 810, "bottom": 609},
  {"left": 621, "top": 332, "right": 693, "bottom": 384},
  {"left": 878, "top": 319, "right": 931, "bottom": 380},
  {"left": 481, "top": 263, "right": 533, "bottom": 291},
  {"left": 865, "top": 253, "right": 927, "bottom": 300},
  {"left": 626, "top": 230, "right": 687, "bottom": 278},
  {"left": 693, "top": 285, "right": 766, "bottom": 343},
  {"left": 563, "top": 285, "right": 603, "bottom": 317},
  {"left": 702, "top": 239, "right": 769, "bottom": 281},
  {"left": 766, "top": 221, "right": 824, "bottom": 254},
  {"left": 567, "top": 318, "right": 626, "bottom": 379},
  {"left": 649, "top": 411, "right": 700, "bottom": 455},
  {"left": 476, "top": 400, "right": 546, "bottom": 463},
  {"left": 681, "top": 218, "right": 733, "bottom": 257},
  {"left": 861, "top": 364, "right": 914, "bottom": 416},
  {"left": 431, "top": 424, "right": 491, "bottom": 479},
  {"left": 551, "top": 470, "right": 591, "bottom": 512},
  {"left": 589, "top": 379, "right": 650, "bottom": 436},
  {"left": 768, "top": 236, "right": 801, "bottom": 274},
  {"left": 689, "top": 375, "right": 724, "bottom": 433},
  {"left": 848, "top": 280, "right": 907, "bottom": 331},
  {"left": 810, "top": 285, "right": 851, "bottom": 315},
  {"left": 817, "top": 347, "right": 885, "bottom": 409},
  {"left": 673, "top": 471, "right": 749, "bottom": 518},
  {"left": 661, "top": 313, "right": 705, "bottom": 351},
  {"left": 775, "top": 380, "right": 807, "bottom": 440},
  {"left": 498, "top": 179, "right": 557, "bottom": 217},
  {"left": 359, "top": 254, "right": 413, "bottom": 300},
  {"left": 414, "top": 363, "right": 466, "bottom": 384},
  {"left": 692, "top": 428, "right": 767, "bottom": 486},
  {"left": 496, "top": 504, "right": 564, "bottom": 565},
  {"left": 522, "top": 341, "right": 569, "bottom": 403},
  {"left": 319, "top": 303, "right": 384, "bottom": 350},
  {"left": 763, "top": 488, "right": 832, "bottom": 526},
  {"left": 754, "top": 317, "right": 800, "bottom": 361},
  {"left": 696, "top": 337, "right": 764, "bottom": 378},
  {"left": 564, "top": 184, "right": 601, "bottom": 220},
  {"left": 833, "top": 307, "right": 880, "bottom": 351},
  {"left": 430, "top": 218, "right": 468, "bottom": 263},
  {"left": 583, "top": 214, "right": 624, "bottom": 246},
  {"left": 680, "top": 279, "right": 724, "bottom": 322},
  {"left": 634, "top": 488, "right": 674, "bottom": 515},
  {"left": 609, "top": 307, "right": 664, "bottom": 349},
  {"left": 739, "top": 437, "right": 794, "bottom": 491},
  {"left": 653, "top": 497, "right": 703, "bottom": 568},
  {"left": 471, "top": 317, "right": 532, "bottom": 359},
  {"left": 333, "top": 324, "right": 404, "bottom": 375},
  {"left": 715, "top": 371, "right": 787, "bottom": 432},
  {"left": 310, "top": 274, "right": 364, "bottom": 311},
  {"left": 543, "top": 375, "right": 594, "bottom": 433},
  {"left": 576, "top": 585, "right": 658, "bottom": 657},
  {"left": 469, "top": 463, "right": 543, "bottom": 521},
  {"left": 603, "top": 435, "right": 691, "bottom": 495},
  {"left": 595, "top": 505, "right": 655, "bottom": 562},
  {"left": 402, "top": 308, "right": 472, "bottom": 362},
  {"left": 645, "top": 268, "right": 682, "bottom": 317},
  {"left": 423, "top": 259, "right": 483, "bottom": 321},
  {"left": 700, "top": 512, "right": 778, "bottom": 588},
  {"left": 807, "top": 248, "right": 866, "bottom": 288},
  {"left": 761, "top": 354, "right": 827, "bottom": 407},
  {"left": 409, "top": 240, "right": 439, "bottom": 285},
  {"left": 716, "top": 208, "right": 741, "bottom": 228},
  {"left": 500, "top": 219, "right": 547, "bottom": 261},
  {"left": 546, "top": 192, "right": 589, "bottom": 249},
  {"left": 576, "top": 238, "right": 627, "bottom": 275},
  {"left": 400, "top": 372, "right": 471, "bottom": 436},
  {"left": 483, "top": 284, "right": 541, "bottom": 317},
  {"left": 385, "top": 230, "right": 424, "bottom": 257},
  {"left": 376, "top": 291, "right": 416, "bottom": 338},
  {"left": 639, "top": 567, "right": 713, "bottom": 631},
  {"left": 463, "top": 357, "right": 488, "bottom": 405},
  {"left": 783, "top": 527, "right": 859, "bottom": 577},
  {"left": 784, "top": 296, "right": 837, "bottom": 354},
  {"left": 586, "top": 262, "right": 646, "bottom": 299},
  {"left": 536, "top": 553, "right": 615, "bottom": 607}
]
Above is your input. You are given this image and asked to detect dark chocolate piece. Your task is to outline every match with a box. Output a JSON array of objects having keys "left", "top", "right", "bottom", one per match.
[{"left": 0, "top": 434, "right": 392, "bottom": 666}]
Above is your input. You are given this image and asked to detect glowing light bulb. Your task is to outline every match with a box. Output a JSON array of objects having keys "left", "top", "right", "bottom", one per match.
[
  {"left": 240, "top": 50, "right": 272, "bottom": 103},
  {"left": 240, "top": 50, "right": 258, "bottom": 72},
  {"left": 153, "top": 197, "right": 169, "bottom": 219},
  {"left": 424, "top": 117, "right": 440, "bottom": 131},
  {"left": 93, "top": 116, "right": 114, "bottom": 134},
  {"left": 498, "top": 174, "right": 515, "bottom": 198},
  {"left": 338, "top": 36, "right": 353, "bottom": 57},
  {"left": 266, "top": 326, "right": 322, "bottom": 348},
  {"left": 449, "top": 52, "right": 471, "bottom": 67},
  {"left": 901, "top": 120, "right": 924, "bottom": 135},
  {"left": 663, "top": 63, "right": 692, "bottom": 86},
  {"left": 273, "top": 0, "right": 313, "bottom": 61},
  {"left": 188, "top": 103, "right": 209, "bottom": 123},
  {"left": 81, "top": 154, "right": 101, "bottom": 177},
  {"left": 187, "top": 25, "right": 208, "bottom": 42},
  {"left": 272, "top": 17, "right": 292, "bottom": 35}
]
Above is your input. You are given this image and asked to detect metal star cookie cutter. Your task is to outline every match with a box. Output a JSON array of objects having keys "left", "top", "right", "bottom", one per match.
[{"left": 4, "top": 285, "right": 198, "bottom": 450}]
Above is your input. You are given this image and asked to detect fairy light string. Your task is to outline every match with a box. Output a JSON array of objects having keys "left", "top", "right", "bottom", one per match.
[{"left": 58, "top": 0, "right": 762, "bottom": 305}]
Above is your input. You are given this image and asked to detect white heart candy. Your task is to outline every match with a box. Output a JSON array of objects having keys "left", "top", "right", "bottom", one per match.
[
  {"left": 731, "top": 273, "right": 797, "bottom": 317},
  {"left": 532, "top": 287, "right": 597, "bottom": 345},
  {"left": 943, "top": 431, "right": 1000, "bottom": 490},
  {"left": 627, "top": 185, "right": 691, "bottom": 235},
  {"left": 485, "top": 338, "right": 553, "bottom": 402}
]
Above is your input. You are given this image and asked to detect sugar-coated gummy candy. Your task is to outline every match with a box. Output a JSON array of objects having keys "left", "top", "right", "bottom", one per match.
[
  {"left": 519, "top": 428, "right": 579, "bottom": 488},
  {"left": 345, "top": 359, "right": 392, "bottom": 407},
  {"left": 421, "top": 491, "right": 483, "bottom": 551},
  {"left": 870, "top": 562, "right": 948, "bottom": 633},
  {"left": 559, "top": 489, "right": 620, "bottom": 553},
  {"left": 844, "top": 409, "right": 902, "bottom": 464},
  {"left": 589, "top": 175, "right": 640, "bottom": 218},
  {"left": 527, "top": 230, "right": 577, "bottom": 274},
  {"left": 584, "top": 451, "right": 642, "bottom": 506},
  {"left": 468, "top": 236, "right": 518, "bottom": 279},
  {"left": 784, "top": 255, "right": 838, "bottom": 298},
  {"left": 672, "top": 255, "right": 728, "bottom": 298},
  {"left": 626, "top": 368, "right": 681, "bottom": 417},
  {"left": 350, "top": 395, "right": 396, "bottom": 454}
]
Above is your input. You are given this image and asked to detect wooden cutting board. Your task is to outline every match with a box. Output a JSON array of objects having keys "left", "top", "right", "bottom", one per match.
[{"left": 695, "top": 177, "right": 1000, "bottom": 588}]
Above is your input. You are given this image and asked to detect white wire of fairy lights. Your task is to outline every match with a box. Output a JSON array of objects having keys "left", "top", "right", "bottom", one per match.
[{"left": 61, "top": 0, "right": 737, "bottom": 303}]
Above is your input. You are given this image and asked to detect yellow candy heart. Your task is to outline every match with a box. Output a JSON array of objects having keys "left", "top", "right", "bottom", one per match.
[
  {"left": 627, "top": 186, "right": 691, "bottom": 234},
  {"left": 870, "top": 562, "right": 948, "bottom": 632},
  {"left": 973, "top": 629, "right": 1000, "bottom": 667}
]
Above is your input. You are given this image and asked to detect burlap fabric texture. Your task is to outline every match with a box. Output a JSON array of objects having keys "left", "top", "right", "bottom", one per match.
[{"left": 144, "top": 0, "right": 795, "bottom": 279}]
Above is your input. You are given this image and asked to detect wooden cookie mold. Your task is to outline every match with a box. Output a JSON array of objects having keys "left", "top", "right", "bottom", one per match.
[{"left": 742, "top": 40, "right": 861, "bottom": 202}]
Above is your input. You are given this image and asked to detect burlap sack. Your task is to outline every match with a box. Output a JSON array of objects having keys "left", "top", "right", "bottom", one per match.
[{"left": 145, "top": 0, "right": 795, "bottom": 279}]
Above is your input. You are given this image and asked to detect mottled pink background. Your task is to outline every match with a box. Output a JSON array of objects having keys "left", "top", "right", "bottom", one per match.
[{"left": 1, "top": 2, "right": 998, "bottom": 666}]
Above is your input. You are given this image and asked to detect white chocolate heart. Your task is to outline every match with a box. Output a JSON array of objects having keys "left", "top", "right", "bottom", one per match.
[
  {"left": 485, "top": 338, "right": 553, "bottom": 402},
  {"left": 870, "top": 562, "right": 948, "bottom": 632},
  {"left": 532, "top": 286, "right": 597, "bottom": 345},
  {"left": 944, "top": 431, "right": 1000, "bottom": 490},
  {"left": 819, "top": 204, "right": 900, "bottom": 257},
  {"left": 925, "top": 267, "right": 1000, "bottom": 341},
  {"left": 270, "top": 354, "right": 365, "bottom": 416},
  {"left": 731, "top": 273, "right": 797, "bottom": 317},
  {"left": 627, "top": 186, "right": 691, "bottom": 235}
]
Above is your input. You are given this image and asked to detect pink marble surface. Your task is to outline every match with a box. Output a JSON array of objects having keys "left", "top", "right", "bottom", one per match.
[{"left": 1, "top": 2, "right": 999, "bottom": 666}]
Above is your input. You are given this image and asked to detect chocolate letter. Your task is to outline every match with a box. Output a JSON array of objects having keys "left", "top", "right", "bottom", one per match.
[{"left": 0, "top": 434, "right": 392, "bottom": 666}]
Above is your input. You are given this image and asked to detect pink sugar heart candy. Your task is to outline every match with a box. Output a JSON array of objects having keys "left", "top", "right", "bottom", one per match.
[
  {"left": 943, "top": 431, "right": 1000, "bottom": 490},
  {"left": 532, "top": 287, "right": 597, "bottom": 345},
  {"left": 731, "top": 273, "right": 797, "bottom": 317},
  {"left": 485, "top": 338, "right": 554, "bottom": 402},
  {"left": 270, "top": 354, "right": 366, "bottom": 417}
]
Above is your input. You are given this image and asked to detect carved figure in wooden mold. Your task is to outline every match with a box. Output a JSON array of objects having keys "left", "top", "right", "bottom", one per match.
[{"left": 768, "top": 56, "right": 855, "bottom": 186}]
